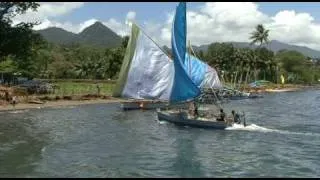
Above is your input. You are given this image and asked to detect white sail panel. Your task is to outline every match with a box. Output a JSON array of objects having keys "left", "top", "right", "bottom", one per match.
[{"left": 122, "top": 27, "right": 174, "bottom": 100}]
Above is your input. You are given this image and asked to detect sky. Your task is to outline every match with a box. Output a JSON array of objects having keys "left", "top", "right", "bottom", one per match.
[{"left": 11, "top": 2, "right": 320, "bottom": 50}]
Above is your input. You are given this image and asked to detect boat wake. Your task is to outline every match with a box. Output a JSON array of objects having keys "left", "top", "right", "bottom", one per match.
[
  {"left": 226, "top": 123, "right": 277, "bottom": 132},
  {"left": 226, "top": 123, "right": 320, "bottom": 137},
  {"left": 158, "top": 120, "right": 168, "bottom": 125},
  {"left": 8, "top": 109, "right": 29, "bottom": 114}
]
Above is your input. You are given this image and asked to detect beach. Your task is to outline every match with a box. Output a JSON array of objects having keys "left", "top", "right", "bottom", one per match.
[
  {"left": 1, "top": 84, "right": 319, "bottom": 112},
  {"left": 0, "top": 98, "right": 125, "bottom": 112}
]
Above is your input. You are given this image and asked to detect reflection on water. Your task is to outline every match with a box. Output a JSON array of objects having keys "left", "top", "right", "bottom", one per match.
[
  {"left": 171, "top": 130, "right": 203, "bottom": 177},
  {"left": 0, "top": 90, "right": 320, "bottom": 177},
  {"left": 0, "top": 113, "right": 49, "bottom": 177}
]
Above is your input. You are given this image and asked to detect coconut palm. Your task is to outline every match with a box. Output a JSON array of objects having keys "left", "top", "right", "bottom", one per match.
[
  {"left": 249, "top": 24, "right": 270, "bottom": 81},
  {"left": 249, "top": 24, "right": 270, "bottom": 47}
]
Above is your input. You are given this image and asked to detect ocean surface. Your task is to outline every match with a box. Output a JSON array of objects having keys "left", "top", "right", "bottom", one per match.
[{"left": 0, "top": 89, "right": 319, "bottom": 178}]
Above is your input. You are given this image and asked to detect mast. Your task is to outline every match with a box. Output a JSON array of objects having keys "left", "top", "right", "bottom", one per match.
[{"left": 188, "top": 40, "right": 191, "bottom": 77}]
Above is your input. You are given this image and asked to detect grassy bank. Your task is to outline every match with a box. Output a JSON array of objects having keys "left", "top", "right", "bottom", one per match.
[
  {"left": 1, "top": 80, "right": 117, "bottom": 105},
  {"left": 2, "top": 79, "right": 319, "bottom": 106},
  {"left": 53, "top": 81, "right": 115, "bottom": 96}
]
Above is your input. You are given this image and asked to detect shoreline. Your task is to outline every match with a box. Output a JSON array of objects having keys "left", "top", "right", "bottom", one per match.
[
  {"left": 0, "top": 98, "right": 126, "bottom": 112},
  {"left": 1, "top": 85, "right": 319, "bottom": 112}
]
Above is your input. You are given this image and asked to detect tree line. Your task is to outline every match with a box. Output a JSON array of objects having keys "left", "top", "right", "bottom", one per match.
[{"left": 197, "top": 25, "right": 320, "bottom": 85}]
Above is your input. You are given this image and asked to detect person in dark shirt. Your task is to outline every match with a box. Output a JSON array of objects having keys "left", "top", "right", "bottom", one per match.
[
  {"left": 194, "top": 101, "right": 199, "bottom": 118},
  {"left": 216, "top": 108, "right": 225, "bottom": 121},
  {"left": 5, "top": 91, "right": 10, "bottom": 102}
]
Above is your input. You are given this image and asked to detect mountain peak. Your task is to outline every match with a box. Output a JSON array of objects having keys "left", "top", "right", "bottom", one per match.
[
  {"left": 80, "top": 21, "right": 116, "bottom": 35},
  {"left": 36, "top": 21, "right": 122, "bottom": 48},
  {"left": 91, "top": 21, "right": 105, "bottom": 27}
]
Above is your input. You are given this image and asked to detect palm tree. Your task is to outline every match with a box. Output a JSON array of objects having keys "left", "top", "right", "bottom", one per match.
[
  {"left": 249, "top": 24, "right": 270, "bottom": 81},
  {"left": 249, "top": 24, "right": 270, "bottom": 48}
]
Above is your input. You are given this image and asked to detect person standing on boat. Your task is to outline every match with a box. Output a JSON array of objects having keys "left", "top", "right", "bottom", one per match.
[
  {"left": 231, "top": 110, "right": 241, "bottom": 124},
  {"left": 194, "top": 101, "right": 199, "bottom": 118}
]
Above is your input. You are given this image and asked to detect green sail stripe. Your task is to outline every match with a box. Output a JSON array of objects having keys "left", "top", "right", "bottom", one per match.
[{"left": 112, "top": 24, "right": 140, "bottom": 97}]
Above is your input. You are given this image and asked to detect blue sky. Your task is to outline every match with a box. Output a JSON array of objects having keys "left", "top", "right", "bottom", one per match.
[
  {"left": 13, "top": 2, "right": 320, "bottom": 50},
  {"left": 53, "top": 2, "right": 320, "bottom": 24},
  {"left": 52, "top": 2, "right": 203, "bottom": 23}
]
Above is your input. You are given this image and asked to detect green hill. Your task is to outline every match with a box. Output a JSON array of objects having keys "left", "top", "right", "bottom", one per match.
[{"left": 37, "top": 21, "right": 122, "bottom": 48}]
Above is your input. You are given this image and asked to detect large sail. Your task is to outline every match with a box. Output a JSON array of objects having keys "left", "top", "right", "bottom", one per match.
[
  {"left": 113, "top": 23, "right": 174, "bottom": 100},
  {"left": 170, "top": 2, "right": 200, "bottom": 102},
  {"left": 113, "top": 2, "right": 202, "bottom": 102}
]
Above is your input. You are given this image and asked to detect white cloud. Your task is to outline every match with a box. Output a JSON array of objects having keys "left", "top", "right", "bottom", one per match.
[
  {"left": 12, "top": 2, "right": 85, "bottom": 25},
  {"left": 159, "top": 2, "right": 270, "bottom": 47},
  {"left": 268, "top": 10, "right": 320, "bottom": 45},
  {"left": 151, "top": 2, "right": 320, "bottom": 51},
  {"left": 126, "top": 11, "right": 136, "bottom": 21}
]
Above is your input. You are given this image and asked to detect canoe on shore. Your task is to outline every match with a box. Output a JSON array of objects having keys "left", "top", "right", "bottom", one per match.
[{"left": 265, "top": 88, "right": 300, "bottom": 92}]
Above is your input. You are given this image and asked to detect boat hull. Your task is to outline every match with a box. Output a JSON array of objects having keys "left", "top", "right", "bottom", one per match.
[
  {"left": 121, "top": 101, "right": 187, "bottom": 110},
  {"left": 157, "top": 111, "right": 229, "bottom": 130}
]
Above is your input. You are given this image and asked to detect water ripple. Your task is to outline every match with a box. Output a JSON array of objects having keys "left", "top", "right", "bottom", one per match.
[{"left": 0, "top": 91, "right": 320, "bottom": 177}]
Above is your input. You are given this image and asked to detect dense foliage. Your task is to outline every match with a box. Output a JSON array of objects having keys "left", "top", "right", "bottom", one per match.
[
  {"left": 0, "top": 2, "right": 44, "bottom": 78},
  {"left": 199, "top": 24, "right": 320, "bottom": 85},
  {"left": 32, "top": 40, "right": 127, "bottom": 80}
]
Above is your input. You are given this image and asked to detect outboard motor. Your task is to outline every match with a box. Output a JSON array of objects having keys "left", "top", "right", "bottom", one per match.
[{"left": 242, "top": 111, "right": 247, "bottom": 127}]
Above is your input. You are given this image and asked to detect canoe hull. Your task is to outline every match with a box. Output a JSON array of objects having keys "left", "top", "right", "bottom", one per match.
[{"left": 228, "top": 94, "right": 263, "bottom": 100}]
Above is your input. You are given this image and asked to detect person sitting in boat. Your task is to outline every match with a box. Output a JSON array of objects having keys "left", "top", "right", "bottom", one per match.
[
  {"left": 231, "top": 110, "right": 241, "bottom": 124},
  {"left": 216, "top": 108, "right": 225, "bottom": 121},
  {"left": 188, "top": 101, "right": 198, "bottom": 118}
]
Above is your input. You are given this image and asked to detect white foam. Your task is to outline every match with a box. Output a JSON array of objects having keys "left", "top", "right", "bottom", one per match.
[
  {"left": 158, "top": 121, "right": 168, "bottom": 125},
  {"left": 225, "top": 123, "right": 277, "bottom": 132},
  {"left": 41, "top": 147, "right": 46, "bottom": 153},
  {"left": 225, "top": 123, "right": 320, "bottom": 137},
  {"left": 9, "top": 110, "right": 29, "bottom": 114}
]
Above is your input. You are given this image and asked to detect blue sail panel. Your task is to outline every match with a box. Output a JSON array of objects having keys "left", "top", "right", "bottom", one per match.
[
  {"left": 170, "top": 2, "right": 200, "bottom": 102},
  {"left": 171, "top": 2, "right": 186, "bottom": 65},
  {"left": 184, "top": 53, "right": 207, "bottom": 87}
]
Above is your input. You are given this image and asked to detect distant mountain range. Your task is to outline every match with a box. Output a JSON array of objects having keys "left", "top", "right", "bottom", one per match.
[
  {"left": 163, "top": 40, "right": 320, "bottom": 58},
  {"left": 36, "top": 21, "right": 122, "bottom": 48},
  {"left": 37, "top": 21, "right": 320, "bottom": 58},
  {"left": 192, "top": 40, "right": 320, "bottom": 58}
]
